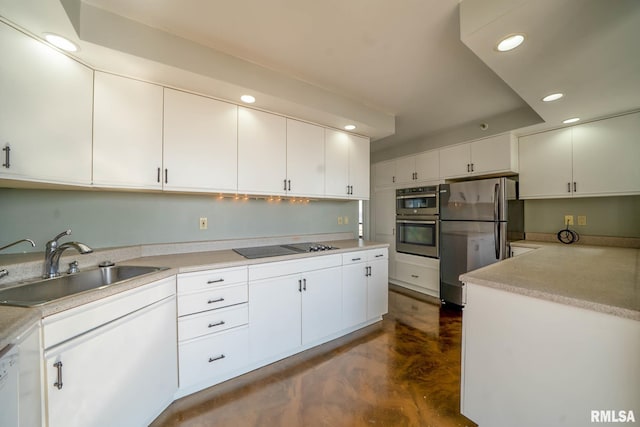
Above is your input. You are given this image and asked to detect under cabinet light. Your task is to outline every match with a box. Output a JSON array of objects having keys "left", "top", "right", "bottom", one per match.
[
  {"left": 44, "top": 33, "right": 78, "bottom": 52},
  {"left": 344, "top": 124, "right": 356, "bottom": 131},
  {"left": 563, "top": 117, "right": 580, "bottom": 124},
  {"left": 496, "top": 34, "right": 525, "bottom": 52},
  {"left": 240, "top": 95, "right": 256, "bottom": 104}
]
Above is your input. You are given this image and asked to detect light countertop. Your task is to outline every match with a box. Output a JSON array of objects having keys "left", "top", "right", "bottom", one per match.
[
  {"left": 0, "top": 237, "right": 388, "bottom": 348},
  {"left": 460, "top": 241, "right": 640, "bottom": 321}
]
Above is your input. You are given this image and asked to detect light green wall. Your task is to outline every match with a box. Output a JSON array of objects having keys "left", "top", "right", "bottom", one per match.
[
  {"left": 0, "top": 189, "right": 359, "bottom": 254},
  {"left": 524, "top": 196, "right": 640, "bottom": 237}
]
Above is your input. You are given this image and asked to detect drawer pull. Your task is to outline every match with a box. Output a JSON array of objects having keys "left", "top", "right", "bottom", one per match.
[
  {"left": 208, "top": 320, "right": 226, "bottom": 328},
  {"left": 411, "top": 274, "right": 419, "bottom": 278},
  {"left": 375, "top": 254, "right": 384, "bottom": 258},
  {"left": 207, "top": 297, "right": 225, "bottom": 304},
  {"left": 351, "top": 257, "right": 362, "bottom": 261},
  {"left": 207, "top": 278, "right": 225, "bottom": 284},
  {"left": 208, "top": 354, "right": 226, "bottom": 363}
]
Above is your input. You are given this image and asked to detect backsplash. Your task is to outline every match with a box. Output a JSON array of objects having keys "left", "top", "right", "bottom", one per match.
[
  {"left": 524, "top": 195, "right": 640, "bottom": 238},
  {"left": 0, "top": 189, "right": 359, "bottom": 254}
]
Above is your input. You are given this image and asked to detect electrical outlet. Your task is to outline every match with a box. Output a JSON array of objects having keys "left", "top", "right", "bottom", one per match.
[
  {"left": 577, "top": 215, "right": 587, "bottom": 226},
  {"left": 344, "top": 216, "right": 349, "bottom": 225},
  {"left": 337, "top": 216, "right": 343, "bottom": 225},
  {"left": 564, "top": 215, "right": 574, "bottom": 226},
  {"left": 199, "top": 217, "right": 208, "bottom": 230}
]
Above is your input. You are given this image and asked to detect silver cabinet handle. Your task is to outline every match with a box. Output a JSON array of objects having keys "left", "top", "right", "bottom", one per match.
[
  {"left": 392, "top": 176, "right": 396, "bottom": 183},
  {"left": 2, "top": 144, "right": 10, "bottom": 169},
  {"left": 288, "top": 180, "right": 291, "bottom": 191},
  {"left": 375, "top": 254, "right": 384, "bottom": 258},
  {"left": 207, "top": 278, "right": 224, "bottom": 284},
  {"left": 157, "top": 167, "right": 161, "bottom": 183},
  {"left": 208, "top": 354, "right": 226, "bottom": 363},
  {"left": 303, "top": 278, "right": 307, "bottom": 291},
  {"left": 284, "top": 179, "right": 288, "bottom": 191},
  {"left": 567, "top": 182, "right": 571, "bottom": 193},
  {"left": 54, "top": 361, "right": 63, "bottom": 390},
  {"left": 351, "top": 257, "right": 362, "bottom": 261},
  {"left": 208, "top": 320, "right": 225, "bottom": 328},
  {"left": 164, "top": 168, "right": 168, "bottom": 184},
  {"left": 573, "top": 182, "right": 577, "bottom": 192},
  {"left": 467, "top": 163, "right": 470, "bottom": 173},
  {"left": 298, "top": 279, "right": 302, "bottom": 292},
  {"left": 411, "top": 274, "right": 419, "bottom": 278},
  {"left": 207, "top": 297, "right": 224, "bottom": 304},
  {"left": 471, "top": 163, "right": 474, "bottom": 172}
]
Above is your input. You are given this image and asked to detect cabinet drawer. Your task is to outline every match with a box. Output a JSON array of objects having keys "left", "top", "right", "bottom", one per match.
[
  {"left": 367, "top": 248, "right": 388, "bottom": 262},
  {"left": 178, "top": 284, "right": 248, "bottom": 316},
  {"left": 178, "top": 303, "right": 248, "bottom": 341},
  {"left": 342, "top": 252, "right": 367, "bottom": 265},
  {"left": 395, "top": 261, "right": 439, "bottom": 292},
  {"left": 178, "top": 326, "right": 249, "bottom": 389},
  {"left": 178, "top": 266, "right": 247, "bottom": 294}
]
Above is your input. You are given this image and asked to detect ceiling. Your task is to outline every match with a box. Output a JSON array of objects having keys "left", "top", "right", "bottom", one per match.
[{"left": 1, "top": 0, "right": 639, "bottom": 154}]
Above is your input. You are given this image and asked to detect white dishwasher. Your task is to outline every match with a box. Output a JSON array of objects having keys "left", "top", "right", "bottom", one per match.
[{"left": 0, "top": 344, "right": 19, "bottom": 426}]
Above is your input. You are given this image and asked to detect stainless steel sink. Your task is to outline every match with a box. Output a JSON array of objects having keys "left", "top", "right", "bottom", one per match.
[{"left": 0, "top": 265, "right": 168, "bottom": 307}]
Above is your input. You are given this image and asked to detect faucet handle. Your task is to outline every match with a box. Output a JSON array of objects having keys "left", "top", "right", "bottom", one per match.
[
  {"left": 51, "top": 229, "right": 72, "bottom": 244},
  {"left": 67, "top": 261, "right": 79, "bottom": 274}
]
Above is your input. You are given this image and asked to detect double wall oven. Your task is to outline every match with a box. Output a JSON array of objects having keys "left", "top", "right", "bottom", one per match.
[{"left": 395, "top": 185, "right": 439, "bottom": 258}]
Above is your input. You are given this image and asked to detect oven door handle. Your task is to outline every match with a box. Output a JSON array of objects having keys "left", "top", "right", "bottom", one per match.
[
  {"left": 396, "top": 194, "right": 437, "bottom": 200},
  {"left": 396, "top": 220, "right": 436, "bottom": 225}
]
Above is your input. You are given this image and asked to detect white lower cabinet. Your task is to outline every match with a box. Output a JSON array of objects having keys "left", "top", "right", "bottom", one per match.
[
  {"left": 249, "top": 256, "right": 343, "bottom": 364},
  {"left": 176, "top": 266, "right": 249, "bottom": 395},
  {"left": 342, "top": 248, "right": 389, "bottom": 329},
  {"left": 391, "top": 253, "right": 440, "bottom": 297},
  {"left": 42, "top": 277, "right": 177, "bottom": 427}
]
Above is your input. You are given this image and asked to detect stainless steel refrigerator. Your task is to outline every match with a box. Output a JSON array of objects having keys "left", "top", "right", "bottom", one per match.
[{"left": 439, "top": 177, "right": 524, "bottom": 306}]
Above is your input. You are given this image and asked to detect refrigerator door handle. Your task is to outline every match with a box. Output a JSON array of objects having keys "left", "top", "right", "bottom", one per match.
[
  {"left": 493, "top": 183, "right": 500, "bottom": 221},
  {"left": 494, "top": 222, "right": 500, "bottom": 259}
]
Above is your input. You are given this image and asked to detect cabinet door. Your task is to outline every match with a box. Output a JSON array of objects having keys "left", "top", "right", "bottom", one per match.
[
  {"left": 571, "top": 112, "right": 640, "bottom": 197},
  {"left": 93, "top": 72, "right": 163, "bottom": 189},
  {"left": 395, "top": 156, "right": 416, "bottom": 185},
  {"left": 439, "top": 144, "right": 471, "bottom": 178},
  {"left": 414, "top": 151, "right": 440, "bottom": 182},
  {"left": 349, "top": 134, "right": 370, "bottom": 199},
  {"left": 373, "top": 160, "right": 396, "bottom": 189},
  {"left": 301, "top": 267, "right": 342, "bottom": 345},
  {"left": 163, "top": 88, "right": 238, "bottom": 192},
  {"left": 286, "top": 119, "right": 325, "bottom": 197},
  {"left": 368, "top": 258, "right": 389, "bottom": 319},
  {"left": 44, "top": 296, "right": 177, "bottom": 427},
  {"left": 470, "top": 133, "right": 517, "bottom": 175},
  {"left": 325, "top": 129, "right": 350, "bottom": 198},
  {"left": 249, "top": 275, "right": 301, "bottom": 363},
  {"left": 342, "top": 262, "right": 368, "bottom": 328},
  {"left": 0, "top": 23, "right": 93, "bottom": 185},
  {"left": 238, "top": 107, "right": 287, "bottom": 195},
  {"left": 373, "top": 188, "right": 396, "bottom": 236},
  {"left": 519, "top": 128, "right": 573, "bottom": 198}
]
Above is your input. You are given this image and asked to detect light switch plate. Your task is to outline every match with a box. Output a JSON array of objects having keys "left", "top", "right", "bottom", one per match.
[
  {"left": 577, "top": 215, "right": 587, "bottom": 226},
  {"left": 199, "top": 217, "right": 208, "bottom": 230},
  {"left": 564, "top": 215, "right": 574, "bottom": 226}
]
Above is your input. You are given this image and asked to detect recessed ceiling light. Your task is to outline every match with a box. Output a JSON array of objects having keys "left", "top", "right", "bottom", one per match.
[
  {"left": 496, "top": 34, "right": 525, "bottom": 52},
  {"left": 542, "top": 93, "right": 564, "bottom": 102},
  {"left": 563, "top": 117, "right": 580, "bottom": 124},
  {"left": 43, "top": 33, "right": 78, "bottom": 52},
  {"left": 344, "top": 124, "right": 356, "bottom": 131},
  {"left": 240, "top": 95, "right": 256, "bottom": 104}
]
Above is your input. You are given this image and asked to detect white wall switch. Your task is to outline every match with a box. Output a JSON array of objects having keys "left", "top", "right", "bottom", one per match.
[{"left": 199, "top": 217, "right": 208, "bottom": 230}]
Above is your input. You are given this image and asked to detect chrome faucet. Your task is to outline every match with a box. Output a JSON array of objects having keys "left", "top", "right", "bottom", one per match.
[
  {"left": 0, "top": 238, "right": 36, "bottom": 279},
  {"left": 43, "top": 229, "right": 93, "bottom": 279}
]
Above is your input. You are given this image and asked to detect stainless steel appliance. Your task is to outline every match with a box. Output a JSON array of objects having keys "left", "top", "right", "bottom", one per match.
[
  {"left": 233, "top": 242, "right": 338, "bottom": 259},
  {"left": 396, "top": 186, "right": 439, "bottom": 258},
  {"left": 439, "top": 177, "right": 524, "bottom": 306},
  {"left": 396, "top": 186, "right": 439, "bottom": 216}
]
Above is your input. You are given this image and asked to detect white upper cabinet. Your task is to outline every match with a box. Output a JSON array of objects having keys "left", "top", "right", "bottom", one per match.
[
  {"left": 519, "top": 128, "right": 573, "bottom": 198},
  {"left": 519, "top": 112, "right": 640, "bottom": 199},
  {"left": 373, "top": 160, "right": 396, "bottom": 189},
  {"left": 571, "top": 112, "right": 640, "bottom": 197},
  {"left": 0, "top": 22, "right": 93, "bottom": 185},
  {"left": 285, "top": 119, "right": 325, "bottom": 197},
  {"left": 93, "top": 72, "right": 164, "bottom": 189},
  {"left": 396, "top": 151, "right": 439, "bottom": 185},
  {"left": 440, "top": 133, "right": 518, "bottom": 179},
  {"left": 237, "top": 107, "right": 287, "bottom": 195},
  {"left": 163, "top": 88, "right": 238, "bottom": 193},
  {"left": 325, "top": 129, "right": 370, "bottom": 199}
]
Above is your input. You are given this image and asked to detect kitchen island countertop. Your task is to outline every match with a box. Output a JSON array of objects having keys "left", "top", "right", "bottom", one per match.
[{"left": 460, "top": 241, "right": 640, "bottom": 321}]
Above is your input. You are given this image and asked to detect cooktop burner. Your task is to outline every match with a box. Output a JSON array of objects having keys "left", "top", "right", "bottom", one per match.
[
  {"left": 232, "top": 242, "right": 339, "bottom": 259},
  {"left": 282, "top": 242, "right": 338, "bottom": 252}
]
